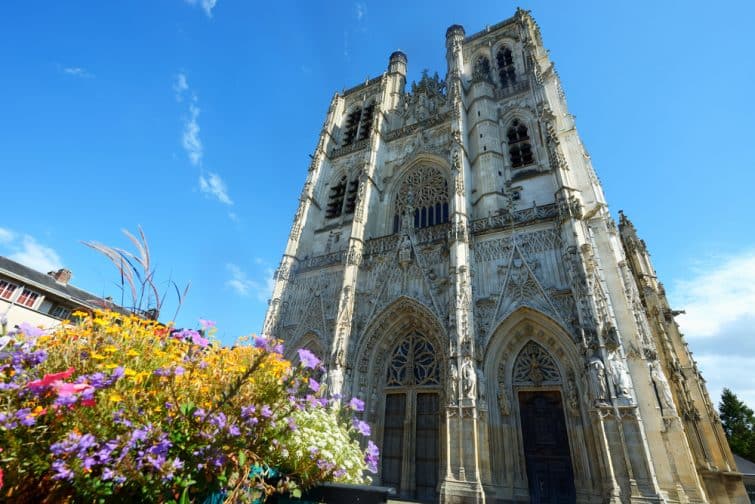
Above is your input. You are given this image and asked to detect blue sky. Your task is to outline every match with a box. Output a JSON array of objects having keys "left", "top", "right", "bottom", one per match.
[{"left": 1, "top": 1, "right": 754, "bottom": 405}]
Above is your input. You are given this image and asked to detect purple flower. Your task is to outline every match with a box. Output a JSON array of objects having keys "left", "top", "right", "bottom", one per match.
[
  {"left": 251, "top": 335, "right": 269, "bottom": 349},
  {"left": 353, "top": 418, "right": 371, "bottom": 436},
  {"left": 365, "top": 440, "right": 379, "bottom": 473},
  {"left": 51, "top": 460, "right": 74, "bottom": 480},
  {"left": 191, "top": 332, "right": 209, "bottom": 347},
  {"left": 348, "top": 397, "right": 365, "bottom": 412},
  {"left": 297, "top": 348, "right": 320, "bottom": 369},
  {"left": 228, "top": 423, "right": 241, "bottom": 436},
  {"left": 199, "top": 319, "right": 216, "bottom": 329},
  {"left": 309, "top": 378, "right": 320, "bottom": 393},
  {"left": 240, "top": 405, "right": 256, "bottom": 417},
  {"left": 154, "top": 367, "right": 170, "bottom": 377},
  {"left": 287, "top": 417, "right": 297, "bottom": 431},
  {"left": 334, "top": 468, "right": 347, "bottom": 478},
  {"left": 261, "top": 405, "right": 273, "bottom": 418},
  {"left": 18, "top": 322, "right": 44, "bottom": 338}
]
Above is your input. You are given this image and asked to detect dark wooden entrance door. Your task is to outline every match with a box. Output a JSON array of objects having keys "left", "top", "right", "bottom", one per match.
[{"left": 519, "top": 391, "right": 576, "bottom": 504}]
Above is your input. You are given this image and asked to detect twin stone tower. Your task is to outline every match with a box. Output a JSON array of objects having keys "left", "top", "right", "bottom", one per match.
[{"left": 263, "top": 10, "right": 747, "bottom": 504}]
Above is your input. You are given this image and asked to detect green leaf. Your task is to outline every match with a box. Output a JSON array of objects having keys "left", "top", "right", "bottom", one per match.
[
  {"left": 292, "top": 489, "right": 302, "bottom": 499},
  {"left": 238, "top": 450, "right": 246, "bottom": 467},
  {"left": 179, "top": 401, "right": 195, "bottom": 416},
  {"left": 178, "top": 486, "right": 190, "bottom": 504}
]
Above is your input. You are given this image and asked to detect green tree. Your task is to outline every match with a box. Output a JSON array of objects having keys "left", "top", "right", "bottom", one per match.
[{"left": 719, "top": 388, "right": 755, "bottom": 461}]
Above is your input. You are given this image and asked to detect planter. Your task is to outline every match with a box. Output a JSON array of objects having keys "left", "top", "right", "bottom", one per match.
[{"left": 273, "top": 483, "right": 396, "bottom": 504}]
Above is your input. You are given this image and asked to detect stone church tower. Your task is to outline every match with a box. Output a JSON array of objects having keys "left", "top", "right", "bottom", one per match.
[{"left": 263, "top": 9, "right": 747, "bottom": 503}]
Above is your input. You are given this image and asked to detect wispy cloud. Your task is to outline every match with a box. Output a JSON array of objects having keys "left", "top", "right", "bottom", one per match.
[
  {"left": 184, "top": 0, "right": 218, "bottom": 18},
  {"left": 0, "top": 229, "right": 63, "bottom": 273},
  {"left": 225, "top": 263, "right": 274, "bottom": 302},
  {"left": 669, "top": 249, "right": 755, "bottom": 406},
  {"left": 182, "top": 101, "right": 203, "bottom": 167},
  {"left": 173, "top": 72, "right": 189, "bottom": 101},
  {"left": 61, "top": 66, "right": 94, "bottom": 78},
  {"left": 199, "top": 172, "right": 233, "bottom": 205},
  {"left": 355, "top": 2, "right": 366, "bottom": 21}
]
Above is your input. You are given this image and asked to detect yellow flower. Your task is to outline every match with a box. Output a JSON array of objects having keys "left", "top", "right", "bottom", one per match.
[
  {"left": 103, "top": 345, "right": 117, "bottom": 353},
  {"left": 91, "top": 353, "right": 106, "bottom": 360},
  {"left": 124, "top": 368, "right": 137, "bottom": 377},
  {"left": 104, "top": 363, "right": 119, "bottom": 370},
  {"left": 109, "top": 393, "right": 123, "bottom": 402},
  {"left": 126, "top": 349, "right": 140, "bottom": 357}
]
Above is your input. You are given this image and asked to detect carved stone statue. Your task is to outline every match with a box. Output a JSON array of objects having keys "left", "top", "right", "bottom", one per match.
[
  {"left": 608, "top": 352, "right": 632, "bottom": 398},
  {"left": 649, "top": 360, "right": 677, "bottom": 414},
  {"left": 588, "top": 355, "right": 608, "bottom": 406},
  {"left": 461, "top": 356, "right": 476, "bottom": 399},
  {"left": 398, "top": 234, "right": 412, "bottom": 268},
  {"left": 566, "top": 372, "right": 580, "bottom": 416},
  {"left": 328, "top": 367, "right": 344, "bottom": 395},
  {"left": 449, "top": 361, "right": 459, "bottom": 405}
]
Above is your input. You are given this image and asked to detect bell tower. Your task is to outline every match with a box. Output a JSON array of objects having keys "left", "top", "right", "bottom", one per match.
[{"left": 264, "top": 9, "right": 747, "bottom": 503}]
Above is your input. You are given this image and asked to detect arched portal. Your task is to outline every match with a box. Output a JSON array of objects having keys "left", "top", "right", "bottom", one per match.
[
  {"left": 512, "top": 341, "right": 576, "bottom": 503},
  {"left": 484, "top": 309, "right": 601, "bottom": 502},
  {"left": 353, "top": 297, "right": 447, "bottom": 503}
]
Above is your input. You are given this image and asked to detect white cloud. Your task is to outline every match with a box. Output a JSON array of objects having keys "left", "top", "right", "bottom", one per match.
[
  {"left": 0, "top": 228, "right": 15, "bottom": 244},
  {"left": 184, "top": 0, "right": 218, "bottom": 18},
  {"left": 62, "top": 66, "right": 94, "bottom": 78},
  {"left": 0, "top": 230, "right": 62, "bottom": 273},
  {"left": 669, "top": 249, "right": 755, "bottom": 407},
  {"left": 199, "top": 172, "right": 233, "bottom": 205},
  {"left": 225, "top": 263, "right": 273, "bottom": 302},
  {"left": 182, "top": 101, "right": 203, "bottom": 167},
  {"left": 355, "top": 2, "right": 366, "bottom": 21},
  {"left": 173, "top": 72, "right": 189, "bottom": 101}
]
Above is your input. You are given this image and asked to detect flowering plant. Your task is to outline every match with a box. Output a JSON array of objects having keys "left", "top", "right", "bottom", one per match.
[{"left": 0, "top": 312, "right": 377, "bottom": 502}]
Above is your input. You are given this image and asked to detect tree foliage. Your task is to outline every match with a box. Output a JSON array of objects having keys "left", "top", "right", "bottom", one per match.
[{"left": 719, "top": 388, "right": 755, "bottom": 461}]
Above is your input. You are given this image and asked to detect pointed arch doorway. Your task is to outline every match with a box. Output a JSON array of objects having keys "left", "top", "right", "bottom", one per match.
[
  {"left": 381, "top": 331, "right": 441, "bottom": 502},
  {"left": 513, "top": 342, "right": 576, "bottom": 504}
]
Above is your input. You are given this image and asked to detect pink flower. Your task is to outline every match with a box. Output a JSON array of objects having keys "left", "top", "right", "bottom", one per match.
[
  {"left": 52, "top": 381, "right": 93, "bottom": 397},
  {"left": 27, "top": 367, "right": 75, "bottom": 389}
]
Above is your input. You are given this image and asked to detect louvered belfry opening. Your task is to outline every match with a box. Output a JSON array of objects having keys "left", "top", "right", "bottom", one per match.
[
  {"left": 382, "top": 333, "right": 440, "bottom": 502},
  {"left": 497, "top": 47, "right": 516, "bottom": 87},
  {"left": 358, "top": 102, "right": 375, "bottom": 142},
  {"left": 326, "top": 175, "right": 348, "bottom": 218},
  {"left": 507, "top": 119, "right": 533, "bottom": 168},
  {"left": 342, "top": 108, "right": 362, "bottom": 146}
]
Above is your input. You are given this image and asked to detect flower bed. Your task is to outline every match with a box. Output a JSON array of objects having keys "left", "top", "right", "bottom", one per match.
[{"left": 0, "top": 311, "right": 377, "bottom": 502}]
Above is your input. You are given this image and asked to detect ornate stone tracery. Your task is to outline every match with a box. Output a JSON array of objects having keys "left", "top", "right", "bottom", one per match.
[
  {"left": 393, "top": 164, "right": 450, "bottom": 229},
  {"left": 512, "top": 341, "right": 561, "bottom": 386},
  {"left": 386, "top": 332, "right": 441, "bottom": 387}
]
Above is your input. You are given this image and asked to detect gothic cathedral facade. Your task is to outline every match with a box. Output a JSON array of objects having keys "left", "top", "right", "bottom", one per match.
[{"left": 263, "top": 10, "right": 748, "bottom": 504}]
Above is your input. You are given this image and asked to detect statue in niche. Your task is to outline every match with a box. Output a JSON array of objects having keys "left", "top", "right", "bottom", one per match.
[
  {"left": 327, "top": 367, "right": 344, "bottom": 395},
  {"left": 497, "top": 378, "right": 511, "bottom": 416},
  {"left": 398, "top": 234, "right": 412, "bottom": 269},
  {"left": 461, "top": 356, "right": 476, "bottom": 399},
  {"left": 449, "top": 361, "right": 459, "bottom": 405},
  {"left": 608, "top": 352, "right": 632, "bottom": 398},
  {"left": 587, "top": 355, "right": 608, "bottom": 406},
  {"left": 649, "top": 360, "right": 677, "bottom": 414}
]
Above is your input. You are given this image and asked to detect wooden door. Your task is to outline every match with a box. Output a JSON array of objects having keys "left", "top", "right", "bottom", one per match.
[
  {"left": 519, "top": 391, "right": 576, "bottom": 504},
  {"left": 415, "top": 392, "right": 439, "bottom": 502}
]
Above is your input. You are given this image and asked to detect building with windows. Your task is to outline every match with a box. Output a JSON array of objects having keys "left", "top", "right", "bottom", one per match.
[
  {"left": 263, "top": 10, "right": 748, "bottom": 503},
  {"left": 0, "top": 255, "right": 119, "bottom": 331}
]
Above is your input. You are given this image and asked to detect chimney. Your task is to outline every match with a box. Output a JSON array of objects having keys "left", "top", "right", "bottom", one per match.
[{"left": 48, "top": 268, "right": 72, "bottom": 285}]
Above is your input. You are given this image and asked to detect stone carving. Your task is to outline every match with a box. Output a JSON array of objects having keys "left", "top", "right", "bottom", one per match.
[
  {"left": 496, "top": 364, "right": 511, "bottom": 416},
  {"left": 476, "top": 365, "right": 487, "bottom": 402},
  {"left": 449, "top": 361, "right": 459, "bottom": 405},
  {"left": 398, "top": 70, "right": 447, "bottom": 126},
  {"left": 512, "top": 341, "right": 560, "bottom": 386},
  {"left": 394, "top": 164, "right": 449, "bottom": 221},
  {"left": 472, "top": 55, "right": 492, "bottom": 82},
  {"left": 461, "top": 355, "right": 476, "bottom": 399},
  {"left": 565, "top": 371, "right": 580, "bottom": 416},
  {"left": 608, "top": 351, "right": 632, "bottom": 399},
  {"left": 398, "top": 234, "right": 412, "bottom": 269},
  {"left": 588, "top": 355, "right": 609, "bottom": 406},
  {"left": 649, "top": 359, "right": 677, "bottom": 415}
]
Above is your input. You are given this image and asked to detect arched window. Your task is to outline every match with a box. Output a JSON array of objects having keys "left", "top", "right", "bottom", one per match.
[
  {"left": 382, "top": 333, "right": 440, "bottom": 501},
  {"left": 392, "top": 165, "right": 449, "bottom": 233},
  {"left": 326, "top": 175, "right": 359, "bottom": 219},
  {"left": 472, "top": 56, "right": 491, "bottom": 82},
  {"left": 496, "top": 47, "right": 516, "bottom": 87},
  {"left": 507, "top": 119, "right": 534, "bottom": 168}
]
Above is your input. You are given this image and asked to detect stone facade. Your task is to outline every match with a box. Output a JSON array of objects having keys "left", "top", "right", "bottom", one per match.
[{"left": 263, "top": 10, "right": 748, "bottom": 503}]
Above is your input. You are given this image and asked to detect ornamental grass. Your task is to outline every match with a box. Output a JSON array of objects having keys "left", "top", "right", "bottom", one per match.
[{"left": 0, "top": 311, "right": 377, "bottom": 503}]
